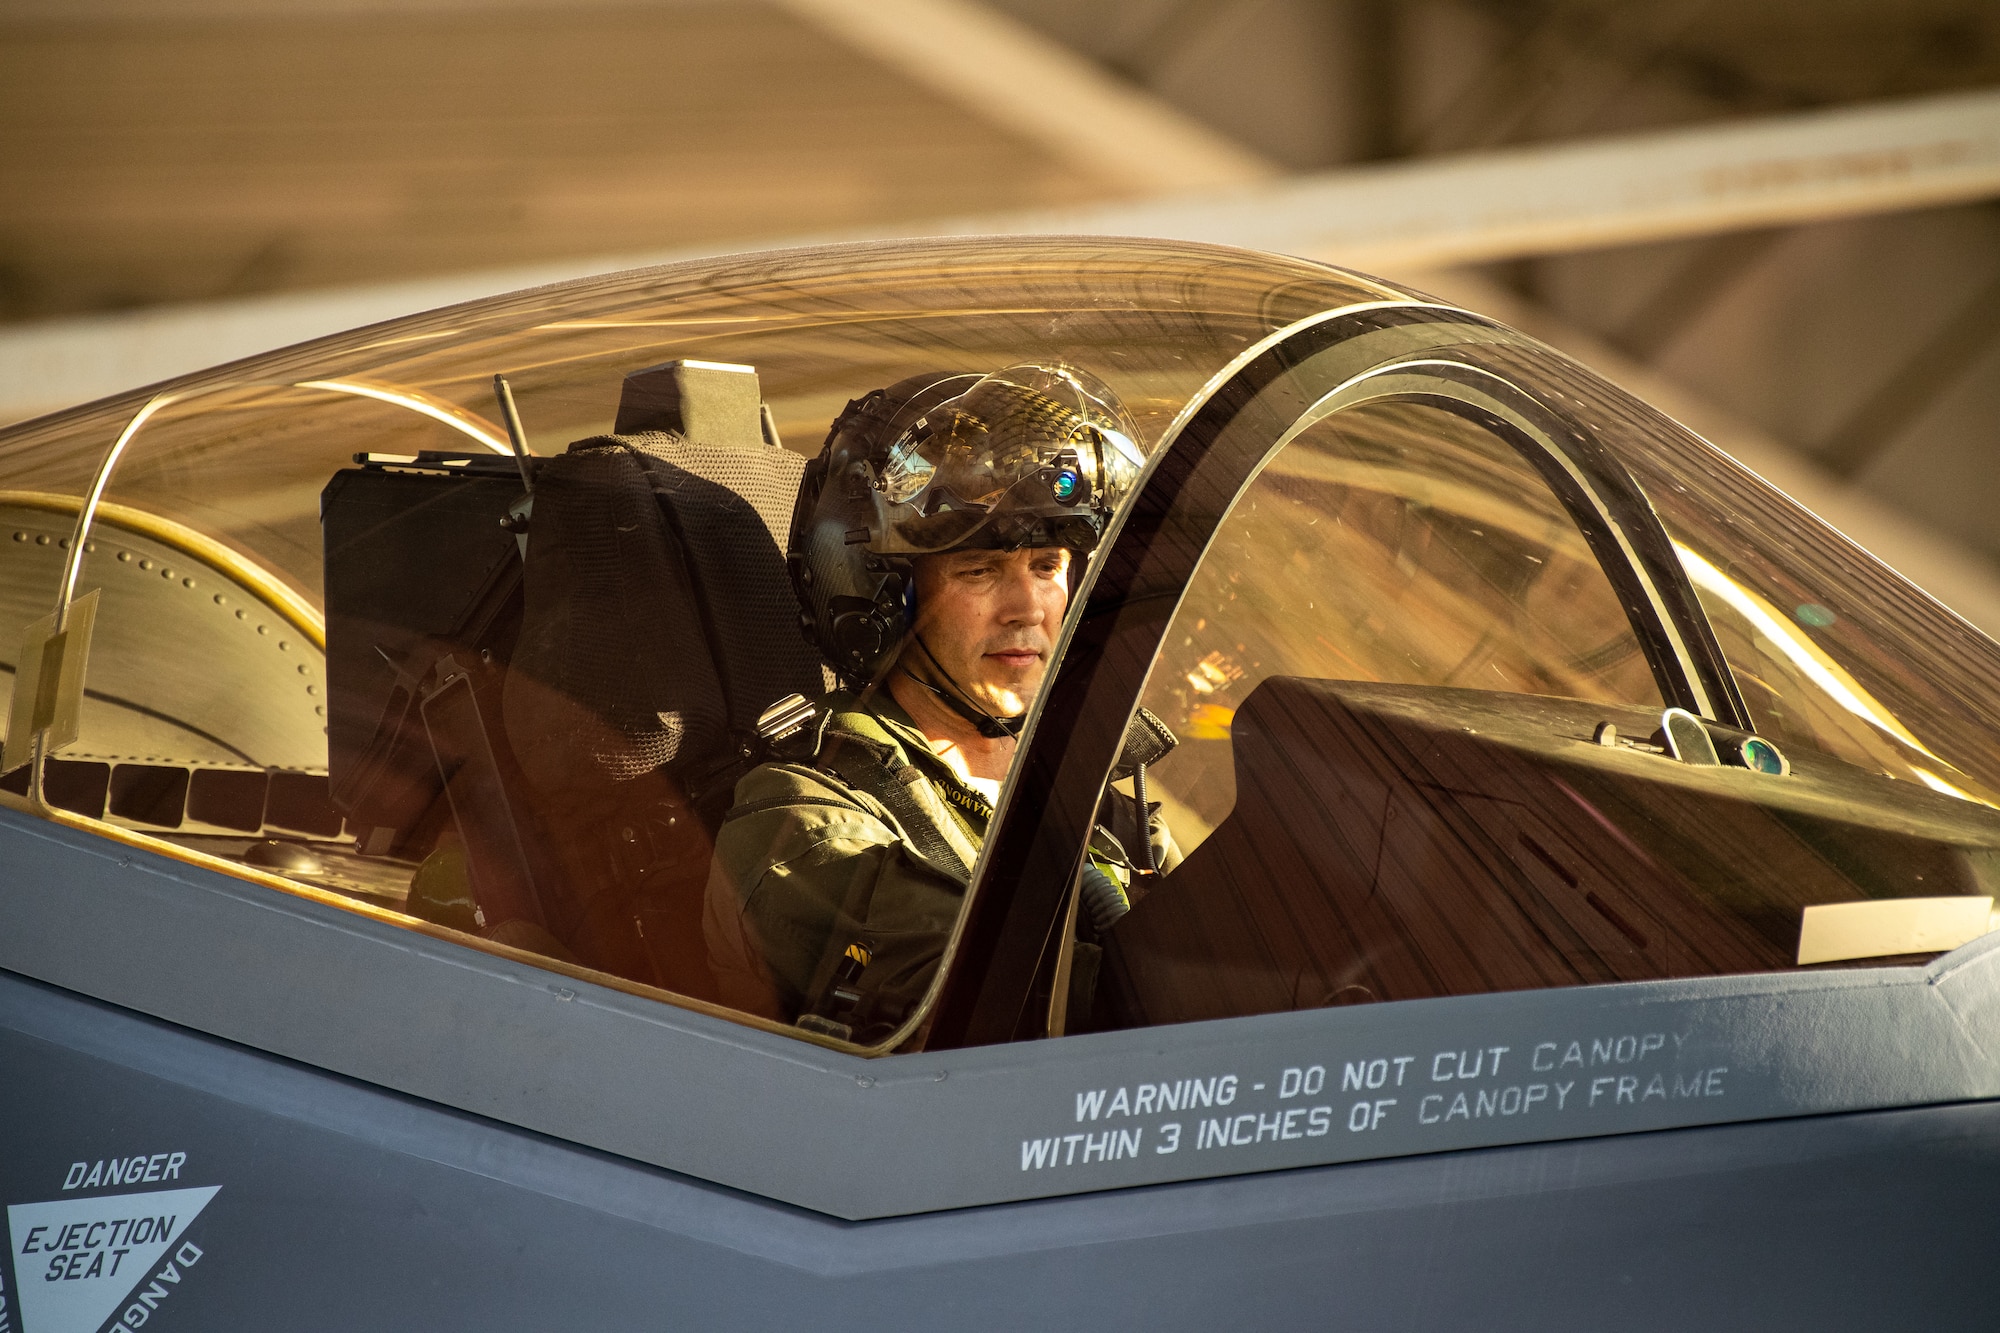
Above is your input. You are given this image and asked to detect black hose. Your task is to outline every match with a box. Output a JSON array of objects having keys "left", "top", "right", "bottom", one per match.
[{"left": 1132, "top": 762, "right": 1155, "bottom": 873}]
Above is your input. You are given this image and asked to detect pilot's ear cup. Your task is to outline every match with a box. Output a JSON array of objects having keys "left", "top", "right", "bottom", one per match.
[{"left": 830, "top": 604, "right": 889, "bottom": 665}]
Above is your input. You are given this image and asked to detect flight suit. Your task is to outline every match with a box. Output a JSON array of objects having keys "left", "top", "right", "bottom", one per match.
[{"left": 702, "top": 690, "right": 1173, "bottom": 1041}]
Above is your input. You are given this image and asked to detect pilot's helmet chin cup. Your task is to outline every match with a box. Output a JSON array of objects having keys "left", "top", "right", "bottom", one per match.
[{"left": 788, "top": 362, "right": 1143, "bottom": 689}]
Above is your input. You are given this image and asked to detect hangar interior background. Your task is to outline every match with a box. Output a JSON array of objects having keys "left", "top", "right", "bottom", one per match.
[{"left": 2, "top": 0, "right": 1996, "bottom": 631}]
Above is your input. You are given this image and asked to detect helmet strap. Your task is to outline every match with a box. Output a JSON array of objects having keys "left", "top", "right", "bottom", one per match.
[{"left": 902, "top": 631, "right": 1024, "bottom": 740}]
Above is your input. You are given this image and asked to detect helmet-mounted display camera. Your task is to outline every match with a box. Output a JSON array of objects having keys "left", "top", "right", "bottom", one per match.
[
  {"left": 1044, "top": 448, "right": 1090, "bottom": 506},
  {"left": 788, "top": 363, "right": 1142, "bottom": 687}
]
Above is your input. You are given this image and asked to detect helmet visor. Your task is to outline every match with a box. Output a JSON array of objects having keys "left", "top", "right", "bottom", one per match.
[{"left": 874, "top": 363, "right": 1143, "bottom": 554}]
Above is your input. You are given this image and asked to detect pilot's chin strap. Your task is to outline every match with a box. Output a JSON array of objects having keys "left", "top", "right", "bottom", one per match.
[{"left": 900, "top": 631, "right": 1024, "bottom": 740}]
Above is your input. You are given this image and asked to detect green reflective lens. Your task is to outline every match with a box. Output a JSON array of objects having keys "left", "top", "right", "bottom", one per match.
[{"left": 1740, "top": 736, "right": 1787, "bottom": 775}]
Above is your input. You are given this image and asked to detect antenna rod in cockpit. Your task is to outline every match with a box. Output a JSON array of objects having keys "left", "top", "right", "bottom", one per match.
[{"left": 491, "top": 373, "right": 535, "bottom": 495}]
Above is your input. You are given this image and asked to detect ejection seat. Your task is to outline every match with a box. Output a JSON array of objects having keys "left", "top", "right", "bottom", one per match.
[{"left": 322, "top": 360, "right": 825, "bottom": 998}]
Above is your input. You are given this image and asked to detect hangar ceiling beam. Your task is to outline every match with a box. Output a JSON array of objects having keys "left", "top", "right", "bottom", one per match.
[
  {"left": 774, "top": 0, "right": 1278, "bottom": 191},
  {"left": 1816, "top": 258, "right": 2000, "bottom": 481},
  {"left": 950, "top": 85, "right": 2000, "bottom": 272},
  {"left": 3, "top": 87, "right": 1997, "bottom": 423},
  {"left": 19, "top": 0, "right": 1280, "bottom": 196},
  {"left": 1607, "top": 229, "right": 1787, "bottom": 361}
]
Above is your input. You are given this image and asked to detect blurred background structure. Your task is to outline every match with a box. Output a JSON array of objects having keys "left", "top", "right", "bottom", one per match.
[{"left": 4, "top": 0, "right": 1999, "bottom": 626}]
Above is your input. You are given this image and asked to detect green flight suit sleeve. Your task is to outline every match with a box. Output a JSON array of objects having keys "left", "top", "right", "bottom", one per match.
[{"left": 702, "top": 759, "right": 966, "bottom": 1030}]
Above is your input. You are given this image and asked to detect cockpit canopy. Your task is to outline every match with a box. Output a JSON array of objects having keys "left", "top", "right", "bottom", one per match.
[{"left": 6, "top": 236, "right": 2000, "bottom": 1054}]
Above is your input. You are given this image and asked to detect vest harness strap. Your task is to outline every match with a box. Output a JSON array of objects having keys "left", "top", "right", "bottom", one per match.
[{"left": 814, "top": 710, "right": 980, "bottom": 886}]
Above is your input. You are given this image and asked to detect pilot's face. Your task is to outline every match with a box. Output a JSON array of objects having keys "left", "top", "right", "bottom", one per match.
[{"left": 912, "top": 546, "right": 1071, "bottom": 717}]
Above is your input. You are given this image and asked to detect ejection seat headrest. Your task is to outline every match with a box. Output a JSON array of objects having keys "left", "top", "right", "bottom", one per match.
[{"left": 501, "top": 362, "right": 827, "bottom": 798}]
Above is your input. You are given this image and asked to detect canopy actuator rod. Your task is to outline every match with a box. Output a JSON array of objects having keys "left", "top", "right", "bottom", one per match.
[{"left": 491, "top": 374, "right": 535, "bottom": 495}]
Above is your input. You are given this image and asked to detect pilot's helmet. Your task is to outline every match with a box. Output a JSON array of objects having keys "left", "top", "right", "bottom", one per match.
[{"left": 788, "top": 362, "right": 1144, "bottom": 687}]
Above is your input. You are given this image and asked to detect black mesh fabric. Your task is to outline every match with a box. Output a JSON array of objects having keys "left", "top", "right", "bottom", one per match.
[
  {"left": 618, "top": 431, "right": 830, "bottom": 734},
  {"left": 503, "top": 433, "right": 826, "bottom": 795},
  {"left": 504, "top": 440, "right": 720, "bottom": 788}
]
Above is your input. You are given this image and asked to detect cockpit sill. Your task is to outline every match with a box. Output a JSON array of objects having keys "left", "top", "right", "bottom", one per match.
[
  {"left": 0, "top": 786, "right": 878, "bottom": 1057},
  {"left": 5, "top": 794, "right": 2000, "bottom": 1221}
]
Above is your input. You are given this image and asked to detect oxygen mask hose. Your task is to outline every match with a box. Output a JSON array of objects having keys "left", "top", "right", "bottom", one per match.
[
  {"left": 903, "top": 631, "right": 1024, "bottom": 740},
  {"left": 1080, "top": 861, "right": 1131, "bottom": 932}
]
